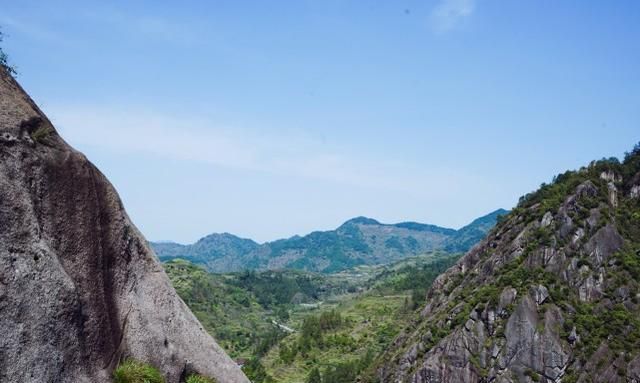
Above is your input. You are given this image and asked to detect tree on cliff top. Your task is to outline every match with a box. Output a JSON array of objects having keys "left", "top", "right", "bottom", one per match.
[{"left": 0, "top": 28, "right": 17, "bottom": 76}]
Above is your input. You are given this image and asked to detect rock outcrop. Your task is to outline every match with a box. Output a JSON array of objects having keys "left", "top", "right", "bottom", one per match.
[
  {"left": 0, "top": 69, "right": 249, "bottom": 383},
  {"left": 377, "top": 148, "right": 640, "bottom": 382}
]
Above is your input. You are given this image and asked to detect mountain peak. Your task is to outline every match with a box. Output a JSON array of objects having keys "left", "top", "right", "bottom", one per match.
[
  {"left": 341, "top": 216, "right": 381, "bottom": 226},
  {"left": 197, "top": 232, "right": 258, "bottom": 244}
]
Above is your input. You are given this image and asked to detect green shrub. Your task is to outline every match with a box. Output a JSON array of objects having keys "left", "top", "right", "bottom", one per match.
[
  {"left": 305, "top": 367, "right": 322, "bottom": 383},
  {"left": 562, "top": 370, "right": 578, "bottom": 383},
  {"left": 242, "top": 358, "right": 275, "bottom": 383},
  {"left": 113, "top": 359, "right": 164, "bottom": 383},
  {"left": 186, "top": 374, "right": 217, "bottom": 383},
  {"left": 524, "top": 369, "right": 541, "bottom": 382},
  {"left": 30, "top": 125, "right": 54, "bottom": 143}
]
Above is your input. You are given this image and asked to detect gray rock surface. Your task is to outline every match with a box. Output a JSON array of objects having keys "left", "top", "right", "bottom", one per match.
[
  {"left": 541, "top": 211, "right": 554, "bottom": 227},
  {"left": 498, "top": 287, "right": 517, "bottom": 311},
  {"left": 0, "top": 69, "right": 249, "bottom": 382},
  {"left": 608, "top": 181, "right": 619, "bottom": 207},
  {"left": 530, "top": 284, "right": 549, "bottom": 305},
  {"left": 600, "top": 170, "right": 621, "bottom": 183}
]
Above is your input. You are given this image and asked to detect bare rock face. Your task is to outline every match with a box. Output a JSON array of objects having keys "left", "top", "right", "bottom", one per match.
[
  {"left": 540, "top": 211, "right": 553, "bottom": 227},
  {"left": 600, "top": 170, "right": 622, "bottom": 183},
  {"left": 0, "top": 70, "right": 249, "bottom": 382},
  {"left": 530, "top": 284, "right": 549, "bottom": 305}
]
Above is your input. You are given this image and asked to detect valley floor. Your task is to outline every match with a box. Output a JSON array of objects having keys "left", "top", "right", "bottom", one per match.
[{"left": 165, "top": 252, "right": 460, "bottom": 383}]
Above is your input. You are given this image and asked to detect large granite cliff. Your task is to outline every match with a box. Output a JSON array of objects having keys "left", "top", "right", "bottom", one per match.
[{"left": 0, "top": 68, "right": 249, "bottom": 383}]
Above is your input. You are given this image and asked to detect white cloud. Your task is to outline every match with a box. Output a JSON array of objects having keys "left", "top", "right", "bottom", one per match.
[
  {"left": 44, "top": 104, "right": 513, "bottom": 240},
  {"left": 429, "top": 0, "right": 475, "bottom": 34},
  {"left": 47, "top": 104, "right": 484, "bottom": 197}
]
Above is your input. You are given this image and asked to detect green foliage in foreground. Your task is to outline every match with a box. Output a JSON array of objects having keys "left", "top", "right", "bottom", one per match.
[
  {"left": 185, "top": 374, "right": 217, "bottom": 383},
  {"left": 113, "top": 359, "right": 164, "bottom": 383},
  {"left": 305, "top": 367, "right": 321, "bottom": 383},
  {"left": 242, "top": 358, "right": 275, "bottom": 383},
  {"left": 112, "top": 359, "right": 218, "bottom": 383}
]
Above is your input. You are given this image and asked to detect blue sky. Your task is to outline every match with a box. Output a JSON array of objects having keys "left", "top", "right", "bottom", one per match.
[{"left": 2, "top": 0, "right": 639, "bottom": 243}]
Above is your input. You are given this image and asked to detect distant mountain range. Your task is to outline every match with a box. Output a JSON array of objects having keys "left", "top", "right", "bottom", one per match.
[{"left": 151, "top": 209, "right": 508, "bottom": 273}]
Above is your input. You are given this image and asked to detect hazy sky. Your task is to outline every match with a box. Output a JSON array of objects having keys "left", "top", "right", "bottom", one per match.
[{"left": 2, "top": 1, "right": 639, "bottom": 243}]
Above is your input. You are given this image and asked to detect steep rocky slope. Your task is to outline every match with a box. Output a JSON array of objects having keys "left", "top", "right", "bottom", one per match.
[
  {"left": 152, "top": 210, "right": 506, "bottom": 273},
  {"left": 376, "top": 148, "right": 640, "bottom": 383},
  {"left": 0, "top": 69, "right": 248, "bottom": 382}
]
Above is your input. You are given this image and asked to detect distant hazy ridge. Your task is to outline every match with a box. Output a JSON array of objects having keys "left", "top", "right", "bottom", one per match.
[{"left": 151, "top": 209, "right": 508, "bottom": 273}]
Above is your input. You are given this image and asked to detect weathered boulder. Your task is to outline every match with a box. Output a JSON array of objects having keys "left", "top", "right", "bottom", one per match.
[
  {"left": 0, "top": 70, "right": 248, "bottom": 382},
  {"left": 600, "top": 170, "right": 622, "bottom": 183},
  {"left": 583, "top": 224, "right": 624, "bottom": 266},
  {"left": 578, "top": 271, "right": 605, "bottom": 302},
  {"left": 575, "top": 180, "right": 599, "bottom": 199},
  {"left": 498, "top": 287, "right": 517, "bottom": 312},
  {"left": 530, "top": 284, "right": 549, "bottom": 305},
  {"left": 495, "top": 295, "right": 569, "bottom": 381},
  {"left": 412, "top": 326, "right": 486, "bottom": 383},
  {"left": 541, "top": 211, "right": 554, "bottom": 227}
]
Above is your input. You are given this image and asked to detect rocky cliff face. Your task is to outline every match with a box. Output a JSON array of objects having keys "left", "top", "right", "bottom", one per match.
[
  {"left": 377, "top": 149, "right": 640, "bottom": 382},
  {"left": 0, "top": 69, "right": 249, "bottom": 383}
]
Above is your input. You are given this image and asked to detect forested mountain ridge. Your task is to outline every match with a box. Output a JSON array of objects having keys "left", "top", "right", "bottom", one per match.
[
  {"left": 152, "top": 209, "right": 507, "bottom": 273},
  {"left": 375, "top": 145, "right": 640, "bottom": 383}
]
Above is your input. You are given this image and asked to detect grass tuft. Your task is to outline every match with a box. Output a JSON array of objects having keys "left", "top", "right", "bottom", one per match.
[
  {"left": 30, "top": 126, "right": 54, "bottom": 143},
  {"left": 113, "top": 359, "right": 165, "bottom": 383},
  {"left": 186, "top": 374, "right": 218, "bottom": 383}
]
